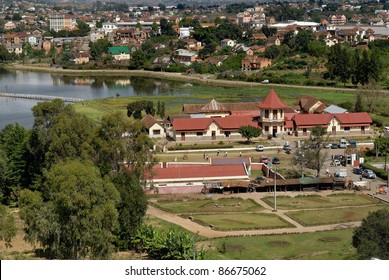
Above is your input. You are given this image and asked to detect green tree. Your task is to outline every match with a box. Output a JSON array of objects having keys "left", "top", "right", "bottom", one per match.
[
  {"left": 25, "top": 99, "right": 73, "bottom": 188},
  {"left": 374, "top": 136, "right": 389, "bottom": 170},
  {"left": 134, "top": 225, "right": 206, "bottom": 260},
  {"left": 19, "top": 160, "right": 119, "bottom": 259},
  {"left": 89, "top": 38, "right": 112, "bottom": 60},
  {"left": 238, "top": 125, "right": 262, "bottom": 143},
  {"left": 0, "top": 123, "right": 28, "bottom": 203},
  {"left": 129, "top": 49, "right": 147, "bottom": 69},
  {"left": 354, "top": 93, "right": 363, "bottom": 112},
  {"left": 160, "top": 18, "right": 176, "bottom": 36},
  {"left": 352, "top": 209, "right": 389, "bottom": 259},
  {"left": 46, "top": 110, "right": 96, "bottom": 167},
  {"left": 0, "top": 205, "right": 17, "bottom": 248},
  {"left": 111, "top": 170, "right": 148, "bottom": 250},
  {"left": 295, "top": 126, "right": 329, "bottom": 177},
  {"left": 261, "top": 26, "right": 277, "bottom": 38}
]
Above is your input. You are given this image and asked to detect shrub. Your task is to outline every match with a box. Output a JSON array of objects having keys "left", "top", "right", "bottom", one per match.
[{"left": 360, "top": 162, "right": 388, "bottom": 180}]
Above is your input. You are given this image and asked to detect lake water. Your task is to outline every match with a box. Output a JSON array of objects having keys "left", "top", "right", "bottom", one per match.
[{"left": 0, "top": 69, "right": 184, "bottom": 129}]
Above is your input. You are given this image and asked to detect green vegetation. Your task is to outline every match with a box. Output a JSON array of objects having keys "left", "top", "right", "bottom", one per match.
[
  {"left": 262, "top": 194, "right": 378, "bottom": 210},
  {"left": 207, "top": 229, "right": 357, "bottom": 260},
  {"left": 286, "top": 205, "right": 389, "bottom": 226},
  {"left": 352, "top": 209, "right": 389, "bottom": 259},
  {"left": 152, "top": 197, "right": 263, "bottom": 214},
  {"left": 189, "top": 213, "right": 293, "bottom": 231}
]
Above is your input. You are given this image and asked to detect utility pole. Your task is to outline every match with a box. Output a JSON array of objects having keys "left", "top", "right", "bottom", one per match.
[{"left": 274, "top": 166, "right": 277, "bottom": 212}]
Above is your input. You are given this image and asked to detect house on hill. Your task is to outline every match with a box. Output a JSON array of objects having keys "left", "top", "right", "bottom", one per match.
[
  {"left": 108, "top": 46, "right": 130, "bottom": 61},
  {"left": 142, "top": 115, "right": 165, "bottom": 138},
  {"left": 295, "top": 95, "right": 326, "bottom": 114}
]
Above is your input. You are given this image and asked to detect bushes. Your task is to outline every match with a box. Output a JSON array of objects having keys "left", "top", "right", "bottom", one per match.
[
  {"left": 168, "top": 143, "right": 233, "bottom": 151},
  {"left": 360, "top": 162, "right": 388, "bottom": 180}
]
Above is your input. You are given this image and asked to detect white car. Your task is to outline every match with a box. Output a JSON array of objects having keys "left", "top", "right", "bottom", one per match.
[
  {"left": 333, "top": 159, "right": 341, "bottom": 166},
  {"left": 255, "top": 145, "right": 264, "bottom": 152}
]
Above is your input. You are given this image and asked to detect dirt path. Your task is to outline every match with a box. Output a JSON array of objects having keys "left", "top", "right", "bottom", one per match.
[
  {"left": 147, "top": 205, "right": 361, "bottom": 238},
  {"left": 147, "top": 191, "right": 367, "bottom": 238}
]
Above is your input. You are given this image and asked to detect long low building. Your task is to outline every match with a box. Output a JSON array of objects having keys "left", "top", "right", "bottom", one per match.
[
  {"left": 168, "top": 89, "right": 373, "bottom": 142},
  {"left": 145, "top": 158, "right": 252, "bottom": 193}
]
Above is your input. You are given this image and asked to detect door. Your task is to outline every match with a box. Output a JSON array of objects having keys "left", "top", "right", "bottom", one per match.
[
  {"left": 273, "top": 126, "right": 277, "bottom": 137},
  {"left": 332, "top": 126, "right": 336, "bottom": 135},
  {"left": 212, "top": 131, "right": 216, "bottom": 140},
  {"left": 303, "top": 128, "right": 307, "bottom": 136},
  {"left": 361, "top": 126, "right": 365, "bottom": 134},
  {"left": 181, "top": 132, "right": 185, "bottom": 141}
]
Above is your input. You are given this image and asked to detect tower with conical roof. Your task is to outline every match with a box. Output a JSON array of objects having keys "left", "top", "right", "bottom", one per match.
[{"left": 258, "top": 89, "right": 287, "bottom": 137}]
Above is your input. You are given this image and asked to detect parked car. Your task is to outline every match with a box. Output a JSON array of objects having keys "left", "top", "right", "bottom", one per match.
[
  {"left": 348, "top": 139, "right": 357, "bottom": 147},
  {"left": 260, "top": 155, "right": 269, "bottom": 164},
  {"left": 331, "top": 143, "right": 339, "bottom": 149},
  {"left": 339, "top": 138, "right": 347, "bottom": 148},
  {"left": 352, "top": 167, "right": 363, "bottom": 175},
  {"left": 363, "top": 169, "right": 376, "bottom": 179},
  {"left": 255, "top": 145, "right": 264, "bottom": 152},
  {"left": 323, "top": 143, "right": 331, "bottom": 149},
  {"left": 333, "top": 159, "right": 341, "bottom": 166},
  {"left": 283, "top": 142, "right": 290, "bottom": 150},
  {"left": 261, "top": 79, "right": 269, "bottom": 84},
  {"left": 272, "top": 157, "right": 281, "bottom": 164}
]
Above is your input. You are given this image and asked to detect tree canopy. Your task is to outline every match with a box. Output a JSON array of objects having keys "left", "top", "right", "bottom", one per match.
[
  {"left": 238, "top": 125, "right": 262, "bottom": 142},
  {"left": 19, "top": 160, "right": 120, "bottom": 259},
  {"left": 352, "top": 209, "right": 389, "bottom": 259}
]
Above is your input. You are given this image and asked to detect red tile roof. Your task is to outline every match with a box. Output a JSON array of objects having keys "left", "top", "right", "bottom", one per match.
[
  {"left": 258, "top": 89, "right": 288, "bottom": 109},
  {"left": 294, "top": 112, "right": 372, "bottom": 128},
  {"left": 142, "top": 114, "right": 159, "bottom": 129},
  {"left": 215, "top": 116, "right": 258, "bottom": 130},
  {"left": 334, "top": 112, "right": 372, "bottom": 125},
  {"left": 293, "top": 114, "right": 333, "bottom": 127},
  {"left": 150, "top": 164, "right": 248, "bottom": 180},
  {"left": 172, "top": 118, "right": 213, "bottom": 131}
]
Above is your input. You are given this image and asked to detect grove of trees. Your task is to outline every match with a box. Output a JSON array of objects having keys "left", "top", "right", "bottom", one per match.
[{"left": 0, "top": 99, "right": 160, "bottom": 259}]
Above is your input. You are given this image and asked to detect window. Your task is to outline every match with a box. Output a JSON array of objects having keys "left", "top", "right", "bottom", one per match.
[
  {"left": 265, "top": 126, "right": 269, "bottom": 132},
  {"left": 344, "top": 127, "right": 350, "bottom": 131},
  {"left": 196, "top": 132, "right": 203, "bottom": 137},
  {"left": 153, "top": 129, "right": 161, "bottom": 135},
  {"left": 264, "top": 110, "right": 269, "bottom": 118},
  {"left": 224, "top": 132, "right": 231, "bottom": 138},
  {"left": 273, "top": 110, "right": 277, "bottom": 119}
]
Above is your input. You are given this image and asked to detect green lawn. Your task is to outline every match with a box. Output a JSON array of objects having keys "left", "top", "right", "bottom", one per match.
[
  {"left": 151, "top": 197, "right": 263, "bottom": 214},
  {"left": 262, "top": 194, "right": 378, "bottom": 210},
  {"left": 285, "top": 205, "right": 389, "bottom": 226},
  {"left": 188, "top": 212, "right": 293, "bottom": 231},
  {"left": 205, "top": 228, "right": 357, "bottom": 260}
]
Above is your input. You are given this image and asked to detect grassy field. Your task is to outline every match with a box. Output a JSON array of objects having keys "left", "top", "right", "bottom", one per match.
[
  {"left": 188, "top": 213, "right": 294, "bottom": 231},
  {"left": 205, "top": 228, "right": 357, "bottom": 260},
  {"left": 262, "top": 194, "right": 379, "bottom": 210},
  {"left": 72, "top": 82, "right": 361, "bottom": 124},
  {"left": 286, "top": 204, "right": 389, "bottom": 226},
  {"left": 151, "top": 197, "right": 263, "bottom": 213}
]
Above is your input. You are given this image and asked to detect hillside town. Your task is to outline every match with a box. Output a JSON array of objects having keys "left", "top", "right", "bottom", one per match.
[{"left": 2, "top": 1, "right": 389, "bottom": 71}]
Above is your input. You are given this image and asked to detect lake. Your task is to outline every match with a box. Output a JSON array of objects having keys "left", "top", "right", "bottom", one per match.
[{"left": 0, "top": 69, "right": 184, "bottom": 129}]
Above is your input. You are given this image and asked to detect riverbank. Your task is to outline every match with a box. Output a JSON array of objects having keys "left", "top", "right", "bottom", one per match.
[{"left": 4, "top": 63, "right": 361, "bottom": 92}]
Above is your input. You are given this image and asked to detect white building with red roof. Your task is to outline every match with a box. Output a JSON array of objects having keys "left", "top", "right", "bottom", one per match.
[
  {"left": 171, "top": 115, "right": 259, "bottom": 141},
  {"left": 258, "top": 89, "right": 288, "bottom": 137},
  {"left": 293, "top": 112, "right": 372, "bottom": 136}
]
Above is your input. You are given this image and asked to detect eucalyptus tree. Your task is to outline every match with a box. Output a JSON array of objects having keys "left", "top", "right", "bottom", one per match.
[{"left": 19, "top": 160, "right": 120, "bottom": 259}]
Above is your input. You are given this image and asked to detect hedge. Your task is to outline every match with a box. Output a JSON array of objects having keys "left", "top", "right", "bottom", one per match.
[
  {"left": 168, "top": 143, "right": 234, "bottom": 151},
  {"left": 360, "top": 162, "right": 388, "bottom": 180}
]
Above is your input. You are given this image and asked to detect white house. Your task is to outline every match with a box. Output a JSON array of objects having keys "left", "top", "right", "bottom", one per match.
[{"left": 142, "top": 115, "right": 166, "bottom": 138}]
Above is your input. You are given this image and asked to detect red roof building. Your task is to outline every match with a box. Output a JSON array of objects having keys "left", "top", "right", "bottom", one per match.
[
  {"left": 293, "top": 112, "right": 372, "bottom": 136},
  {"left": 258, "top": 89, "right": 288, "bottom": 137}
]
